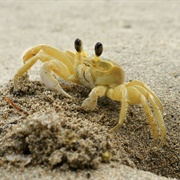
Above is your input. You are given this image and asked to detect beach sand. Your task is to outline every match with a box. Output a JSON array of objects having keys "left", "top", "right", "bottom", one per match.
[{"left": 0, "top": 1, "right": 179, "bottom": 180}]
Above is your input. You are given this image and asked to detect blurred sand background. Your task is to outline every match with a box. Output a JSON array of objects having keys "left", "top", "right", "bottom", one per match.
[{"left": 0, "top": 1, "right": 179, "bottom": 180}]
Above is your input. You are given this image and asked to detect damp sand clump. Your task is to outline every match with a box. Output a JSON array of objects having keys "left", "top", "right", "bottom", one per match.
[{"left": 0, "top": 111, "right": 112, "bottom": 169}]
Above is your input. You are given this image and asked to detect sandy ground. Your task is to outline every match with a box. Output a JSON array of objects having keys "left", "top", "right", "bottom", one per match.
[{"left": 0, "top": 1, "right": 179, "bottom": 180}]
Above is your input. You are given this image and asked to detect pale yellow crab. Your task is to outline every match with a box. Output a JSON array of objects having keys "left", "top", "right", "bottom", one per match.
[{"left": 13, "top": 38, "right": 166, "bottom": 149}]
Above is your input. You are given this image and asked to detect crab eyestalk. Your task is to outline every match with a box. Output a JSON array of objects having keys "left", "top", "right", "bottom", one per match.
[
  {"left": 74, "top": 38, "right": 87, "bottom": 61},
  {"left": 74, "top": 38, "right": 82, "bottom": 53},
  {"left": 94, "top": 42, "right": 103, "bottom": 62}
]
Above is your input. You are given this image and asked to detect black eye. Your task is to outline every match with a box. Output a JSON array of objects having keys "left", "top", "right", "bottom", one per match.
[
  {"left": 74, "top": 38, "right": 82, "bottom": 52},
  {"left": 95, "top": 42, "right": 103, "bottom": 56}
]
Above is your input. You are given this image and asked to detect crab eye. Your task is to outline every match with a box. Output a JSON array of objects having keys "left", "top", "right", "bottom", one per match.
[
  {"left": 95, "top": 42, "right": 103, "bottom": 56},
  {"left": 74, "top": 38, "right": 82, "bottom": 52}
]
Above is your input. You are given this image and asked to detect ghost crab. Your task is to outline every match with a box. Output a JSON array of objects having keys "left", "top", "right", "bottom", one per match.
[{"left": 13, "top": 38, "right": 166, "bottom": 149}]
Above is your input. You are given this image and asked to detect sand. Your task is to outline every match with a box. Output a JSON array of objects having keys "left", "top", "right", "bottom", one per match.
[{"left": 0, "top": 1, "right": 179, "bottom": 180}]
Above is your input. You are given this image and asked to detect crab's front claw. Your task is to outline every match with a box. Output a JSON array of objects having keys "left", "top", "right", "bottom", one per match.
[
  {"left": 40, "top": 61, "right": 73, "bottom": 98},
  {"left": 82, "top": 97, "right": 97, "bottom": 111},
  {"left": 82, "top": 86, "right": 107, "bottom": 111}
]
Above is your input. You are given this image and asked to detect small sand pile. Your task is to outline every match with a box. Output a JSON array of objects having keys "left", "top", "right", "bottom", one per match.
[{"left": 0, "top": 110, "right": 112, "bottom": 169}]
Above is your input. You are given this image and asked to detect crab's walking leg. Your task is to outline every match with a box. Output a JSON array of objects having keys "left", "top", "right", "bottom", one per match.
[
  {"left": 134, "top": 85, "right": 166, "bottom": 148},
  {"left": 14, "top": 46, "right": 75, "bottom": 92},
  {"left": 148, "top": 94, "right": 166, "bottom": 148},
  {"left": 127, "top": 80, "right": 163, "bottom": 113},
  {"left": 23, "top": 45, "right": 74, "bottom": 73},
  {"left": 140, "top": 95, "right": 159, "bottom": 149},
  {"left": 82, "top": 86, "right": 107, "bottom": 110},
  {"left": 14, "top": 49, "right": 55, "bottom": 91},
  {"left": 14, "top": 55, "right": 41, "bottom": 91},
  {"left": 108, "top": 85, "right": 128, "bottom": 132},
  {"left": 40, "top": 60, "right": 77, "bottom": 98}
]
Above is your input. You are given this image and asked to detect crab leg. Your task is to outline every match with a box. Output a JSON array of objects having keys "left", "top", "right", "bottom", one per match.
[
  {"left": 40, "top": 60, "right": 77, "bottom": 98},
  {"left": 108, "top": 85, "right": 128, "bottom": 132},
  {"left": 14, "top": 55, "right": 41, "bottom": 91},
  {"left": 127, "top": 80, "right": 163, "bottom": 113},
  {"left": 147, "top": 94, "right": 166, "bottom": 148},
  {"left": 14, "top": 49, "right": 57, "bottom": 91},
  {"left": 133, "top": 85, "right": 166, "bottom": 148},
  {"left": 14, "top": 46, "right": 75, "bottom": 91},
  {"left": 82, "top": 86, "right": 107, "bottom": 110},
  {"left": 23, "top": 45, "right": 74, "bottom": 73},
  {"left": 140, "top": 95, "right": 159, "bottom": 149}
]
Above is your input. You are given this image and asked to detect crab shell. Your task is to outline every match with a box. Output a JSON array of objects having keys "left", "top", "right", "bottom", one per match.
[{"left": 74, "top": 53, "right": 125, "bottom": 89}]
